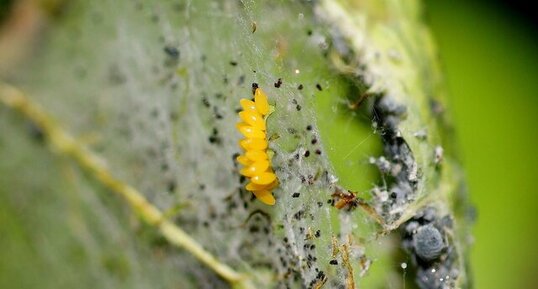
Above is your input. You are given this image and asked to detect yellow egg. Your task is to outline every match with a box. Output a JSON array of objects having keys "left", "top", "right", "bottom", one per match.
[
  {"left": 251, "top": 172, "right": 277, "bottom": 185},
  {"left": 237, "top": 123, "right": 266, "bottom": 139},
  {"left": 240, "top": 160, "right": 270, "bottom": 177},
  {"left": 254, "top": 88, "right": 269, "bottom": 115},
  {"left": 236, "top": 155, "right": 252, "bottom": 166},
  {"left": 239, "top": 138, "right": 268, "bottom": 151},
  {"left": 240, "top": 98, "right": 257, "bottom": 112},
  {"left": 239, "top": 110, "right": 265, "bottom": 130},
  {"left": 246, "top": 180, "right": 278, "bottom": 191},
  {"left": 252, "top": 190, "right": 276, "bottom": 205},
  {"left": 245, "top": 150, "right": 268, "bottom": 161}
]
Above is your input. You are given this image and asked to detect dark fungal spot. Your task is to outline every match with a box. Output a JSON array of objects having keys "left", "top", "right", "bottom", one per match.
[
  {"left": 26, "top": 122, "right": 45, "bottom": 143},
  {"left": 311, "top": 138, "right": 318, "bottom": 145},
  {"left": 229, "top": 61, "right": 238, "bottom": 66},
  {"left": 316, "top": 83, "right": 323, "bottom": 91},
  {"left": 292, "top": 192, "right": 300, "bottom": 198},
  {"left": 304, "top": 150, "right": 310, "bottom": 157},
  {"left": 307, "top": 29, "right": 313, "bottom": 36},
  {"left": 329, "top": 260, "right": 338, "bottom": 265},
  {"left": 315, "top": 230, "right": 321, "bottom": 238},
  {"left": 315, "top": 149, "right": 322, "bottom": 155},
  {"left": 298, "top": 84, "right": 304, "bottom": 90},
  {"left": 293, "top": 210, "right": 305, "bottom": 220},
  {"left": 209, "top": 135, "right": 221, "bottom": 145},
  {"left": 163, "top": 46, "right": 180, "bottom": 59},
  {"left": 213, "top": 106, "right": 223, "bottom": 119},
  {"left": 249, "top": 225, "right": 260, "bottom": 233},
  {"left": 167, "top": 181, "right": 176, "bottom": 192},
  {"left": 274, "top": 78, "right": 283, "bottom": 88},
  {"left": 161, "top": 163, "right": 169, "bottom": 171},
  {"left": 296, "top": 105, "right": 302, "bottom": 111},
  {"left": 202, "top": 97, "right": 210, "bottom": 108},
  {"left": 306, "top": 125, "right": 312, "bottom": 131}
]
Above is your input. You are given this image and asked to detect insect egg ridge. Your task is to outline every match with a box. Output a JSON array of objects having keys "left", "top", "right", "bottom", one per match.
[{"left": 236, "top": 86, "right": 278, "bottom": 205}]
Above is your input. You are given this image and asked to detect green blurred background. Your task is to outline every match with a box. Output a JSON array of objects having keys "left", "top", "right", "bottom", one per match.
[{"left": 426, "top": 0, "right": 538, "bottom": 288}]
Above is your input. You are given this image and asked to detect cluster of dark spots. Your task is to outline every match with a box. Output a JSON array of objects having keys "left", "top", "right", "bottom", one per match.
[
  {"left": 213, "top": 106, "right": 223, "bottom": 119},
  {"left": 315, "top": 230, "right": 321, "bottom": 238},
  {"left": 167, "top": 181, "right": 176, "bottom": 193},
  {"left": 163, "top": 45, "right": 180, "bottom": 60},
  {"left": 201, "top": 96, "right": 210, "bottom": 108},
  {"left": 274, "top": 78, "right": 283, "bottom": 88},
  {"left": 25, "top": 122, "right": 45, "bottom": 143},
  {"left": 329, "top": 259, "right": 338, "bottom": 265},
  {"left": 297, "top": 84, "right": 304, "bottom": 90},
  {"left": 401, "top": 207, "right": 457, "bottom": 289},
  {"left": 160, "top": 162, "right": 169, "bottom": 172},
  {"left": 317, "top": 201, "right": 323, "bottom": 207},
  {"left": 293, "top": 210, "right": 305, "bottom": 220},
  {"left": 292, "top": 192, "right": 300, "bottom": 198},
  {"left": 229, "top": 61, "right": 238, "bottom": 66},
  {"left": 315, "top": 83, "right": 323, "bottom": 91},
  {"left": 296, "top": 104, "right": 302, "bottom": 111},
  {"left": 208, "top": 127, "right": 222, "bottom": 145}
]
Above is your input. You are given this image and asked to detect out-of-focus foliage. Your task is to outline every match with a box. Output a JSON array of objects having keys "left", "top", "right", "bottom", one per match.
[{"left": 427, "top": 0, "right": 538, "bottom": 288}]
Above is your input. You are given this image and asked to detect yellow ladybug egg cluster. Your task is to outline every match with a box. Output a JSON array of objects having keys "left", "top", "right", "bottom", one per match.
[{"left": 236, "top": 87, "right": 278, "bottom": 205}]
